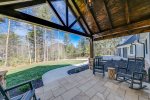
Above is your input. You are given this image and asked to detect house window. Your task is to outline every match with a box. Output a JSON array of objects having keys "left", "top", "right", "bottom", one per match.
[
  {"left": 145, "top": 39, "right": 148, "bottom": 54},
  {"left": 130, "top": 45, "right": 133, "bottom": 54},
  {"left": 123, "top": 47, "right": 127, "bottom": 58},
  {"left": 118, "top": 48, "right": 121, "bottom": 56}
]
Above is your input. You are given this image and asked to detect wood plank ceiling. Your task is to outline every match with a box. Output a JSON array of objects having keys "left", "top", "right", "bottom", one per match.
[
  {"left": 0, "top": 0, "right": 149, "bottom": 41},
  {"left": 70, "top": 0, "right": 150, "bottom": 40}
]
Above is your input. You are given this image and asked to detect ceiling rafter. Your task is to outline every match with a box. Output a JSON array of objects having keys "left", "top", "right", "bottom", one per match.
[
  {"left": 94, "top": 27, "right": 150, "bottom": 41},
  {"left": 67, "top": 2, "right": 89, "bottom": 35},
  {"left": 94, "top": 19, "right": 150, "bottom": 39},
  {"left": 47, "top": 0, "right": 66, "bottom": 26},
  {"left": 0, "top": 0, "right": 46, "bottom": 9},
  {"left": 69, "top": 16, "right": 81, "bottom": 28},
  {"left": 102, "top": 0, "right": 113, "bottom": 28},
  {"left": 66, "top": 0, "right": 69, "bottom": 26},
  {"left": 125, "top": 0, "right": 130, "bottom": 24},
  {"left": 0, "top": 8, "right": 90, "bottom": 37},
  {"left": 89, "top": 7, "right": 101, "bottom": 32},
  {"left": 71, "top": 0, "right": 93, "bottom": 35}
]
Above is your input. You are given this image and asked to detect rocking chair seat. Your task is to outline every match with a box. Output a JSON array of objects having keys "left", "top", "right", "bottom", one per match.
[
  {"left": 10, "top": 89, "right": 35, "bottom": 100},
  {"left": 11, "top": 94, "right": 24, "bottom": 100},
  {"left": 116, "top": 57, "right": 146, "bottom": 89},
  {"left": 117, "top": 72, "right": 132, "bottom": 78},
  {"left": 0, "top": 80, "right": 38, "bottom": 100}
]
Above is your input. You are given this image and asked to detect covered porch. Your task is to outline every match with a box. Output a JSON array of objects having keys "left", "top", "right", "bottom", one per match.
[{"left": 0, "top": 0, "right": 150, "bottom": 100}]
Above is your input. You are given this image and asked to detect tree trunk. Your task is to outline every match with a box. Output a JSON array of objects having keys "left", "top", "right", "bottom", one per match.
[
  {"left": 27, "top": 35, "right": 32, "bottom": 64},
  {"left": 4, "top": 19, "right": 10, "bottom": 67},
  {"left": 43, "top": 28, "right": 46, "bottom": 62},
  {"left": 34, "top": 25, "right": 37, "bottom": 63}
]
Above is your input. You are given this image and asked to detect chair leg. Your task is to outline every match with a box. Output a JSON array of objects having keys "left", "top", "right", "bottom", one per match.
[
  {"left": 93, "top": 69, "right": 95, "bottom": 75},
  {"left": 103, "top": 66, "right": 105, "bottom": 76},
  {"left": 116, "top": 74, "right": 118, "bottom": 80},
  {"left": 129, "top": 78, "right": 134, "bottom": 89},
  {"left": 33, "top": 94, "right": 37, "bottom": 100},
  {"left": 139, "top": 80, "right": 143, "bottom": 89}
]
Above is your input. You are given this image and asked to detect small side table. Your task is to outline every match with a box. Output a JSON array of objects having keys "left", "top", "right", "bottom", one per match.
[{"left": 108, "top": 67, "right": 116, "bottom": 79}]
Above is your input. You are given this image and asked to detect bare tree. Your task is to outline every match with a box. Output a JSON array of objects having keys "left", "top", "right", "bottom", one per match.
[
  {"left": 4, "top": 19, "right": 10, "bottom": 67},
  {"left": 43, "top": 28, "right": 47, "bottom": 62},
  {"left": 34, "top": 25, "right": 37, "bottom": 63}
]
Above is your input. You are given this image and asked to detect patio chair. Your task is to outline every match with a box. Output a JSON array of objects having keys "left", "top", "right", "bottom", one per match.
[
  {"left": 116, "top": 57, "right": 147, "bottom": 89},
  {"left": 0, "top": 80, "right": 38, "bottom": 100},
  {"left": 93, "top": 57, "right": 105, "bottom": 76}
]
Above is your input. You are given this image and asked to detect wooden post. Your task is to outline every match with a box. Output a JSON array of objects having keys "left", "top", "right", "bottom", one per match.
[{"left": 89, "top": 38, "right": 94, "bottom": 69}]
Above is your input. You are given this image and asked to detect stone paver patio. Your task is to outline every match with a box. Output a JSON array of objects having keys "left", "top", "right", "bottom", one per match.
[{"left": 36, "top": 69, "right": 150, "bottom": 100}]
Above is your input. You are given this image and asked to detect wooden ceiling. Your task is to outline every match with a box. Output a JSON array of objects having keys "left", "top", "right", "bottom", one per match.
[
  {"left": 0, "top": 0, "right": 149, "bottom": 41},
  {"left": 71, "top": 0, "right": 150, "bottom": 40}
]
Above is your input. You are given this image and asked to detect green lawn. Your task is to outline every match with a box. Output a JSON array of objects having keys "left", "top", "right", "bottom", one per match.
[{"left": 6, "top": 60, "right": 86, "bottom": 88}]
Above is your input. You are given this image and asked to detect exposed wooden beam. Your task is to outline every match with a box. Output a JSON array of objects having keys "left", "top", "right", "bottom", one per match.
[
  {"left": 0, "top": 0, "right": 30, "bottom": 5},
  {"left": 102, "top": 0, "right": 113, "bottom": 28},
  {"left": 94, "top": 19, "right": 150, "bottom": 39},
  {"left": 66, "top": 0, "right": 69, "bottom": 26},
  {"left": 46, "top": 0, "right": 66, "bottom": 26},
  {"left": 89, "top": 8, "right": 101, "bottom": 32},
  {"left": 69, "top": 16, "right": 81, "bottom": 28},
  {"left": 94, "top": 27, "right": 150, "bottom": 41},
  {"left": 125, "top": 0, "right": 130, "bottom": 24},
  {"left": 71, "top": 0, "right": 93, "bottom": 35},
  {"left": 90, "top": 38, "right": 94, "bottom": 58},
  {"left": 0, "top": 0, "right": 46, "bottom": 9},
  {"left": 0, "top": 8, "right": 90, "bottom": 37},
  {"left": 67, "top": 2, "right": 89, "bottom": 35}
]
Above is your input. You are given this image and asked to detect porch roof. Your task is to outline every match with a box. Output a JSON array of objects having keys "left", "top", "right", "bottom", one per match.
[
  {"left": 117, "top": 35, "right": 139, "bottom": 47},
  {"left": 0, "top": 0, "right": 149, "bottom": 41}
]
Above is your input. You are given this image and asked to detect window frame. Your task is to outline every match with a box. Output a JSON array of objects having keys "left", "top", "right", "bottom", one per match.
[
  {"left": 145, "top": 39, "right": 148, "bottom": 54},
  {"left": 130, "top": 45, "right": 134, "bottom": 54}
]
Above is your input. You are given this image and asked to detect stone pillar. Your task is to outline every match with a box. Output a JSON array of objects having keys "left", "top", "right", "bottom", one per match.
[
  {"left": 89, "top": 38, "right": 94, "bottom": 69},
  {"left": 0, "top": 70, "right": 8, "bottom": 89}
]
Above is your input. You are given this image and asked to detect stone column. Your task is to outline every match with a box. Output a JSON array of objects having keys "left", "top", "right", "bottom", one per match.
[
  {"left": 89, "top": 38, "right": 94, "bottom": 69},
  {"left": 0, "top": 70, "right": 8, "bottom": 89}
]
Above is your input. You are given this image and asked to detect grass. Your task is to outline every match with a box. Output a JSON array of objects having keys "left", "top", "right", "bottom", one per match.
[{"left": 6, "top": 60, "right": 86, "bottom": 88}]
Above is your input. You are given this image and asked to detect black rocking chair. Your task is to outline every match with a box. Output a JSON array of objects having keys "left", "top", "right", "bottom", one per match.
[
  {"left": 93, "top": 57, "right": 105, "bottom": 76},
  {"left": 0, "top": 80, "right": 38, "bottom": 100},
  {"left": 116, "top": 57, "right": 147, "bottom": 89}
]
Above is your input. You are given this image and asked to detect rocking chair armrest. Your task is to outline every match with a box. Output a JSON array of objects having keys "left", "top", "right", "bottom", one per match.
[
  {"left": 132, "top": 72, "right": 144, "bottom": 79},
  {"left": 5, "top": 80, "right": 34, "bottom": 92},
  {"left": 117, "top": 67, "right": 127, "bottom": 72},
  {"left": 133, "top": 72, "right": 144, "bottom": 75}
]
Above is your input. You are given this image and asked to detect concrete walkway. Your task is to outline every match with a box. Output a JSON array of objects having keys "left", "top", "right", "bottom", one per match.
[{"left": 42, "top": 62, "right": 88, "bottom": 85}]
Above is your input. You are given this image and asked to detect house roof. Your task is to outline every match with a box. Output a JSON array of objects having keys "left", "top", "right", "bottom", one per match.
[
  {"left": 0, "top": 0, "right": 149, "bottom": 41},
  {"left": 117, "top": 35, "right": 139, "bottom": 47}
]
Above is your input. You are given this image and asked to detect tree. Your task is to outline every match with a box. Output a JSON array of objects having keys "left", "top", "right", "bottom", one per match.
[
  {"left": 94, "top": 38, "right": 121, "bottom": 56},
  {"left": 4, "top": 19, "right": 10, "bottom": 66},
  {"left": 34, "top": 26, "right": 37, "bottom": 62},
  {"left": 32, "top": 4, "right": 52, "bottom": 62},
  {"left": 63, "top": 33, "right": 71, "bottom": 58},
  {"left": 77, "top": 37, "right": 89, "bottom": 57}
]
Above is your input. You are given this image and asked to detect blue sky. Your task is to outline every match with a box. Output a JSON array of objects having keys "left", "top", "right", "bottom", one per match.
[{"left": 0, "top": 1, "right": 85, "bottom": 47}]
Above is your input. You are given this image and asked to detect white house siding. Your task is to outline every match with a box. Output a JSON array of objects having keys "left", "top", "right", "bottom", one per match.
[
  {"left": 136, "top": 44, "right": 144, "bottom": 57},
  {"left": 117, "top": 32, "right": 150, "bottom": 72},
  {"left": 143, "top": 33, "right": 150, "bottom": 71}
]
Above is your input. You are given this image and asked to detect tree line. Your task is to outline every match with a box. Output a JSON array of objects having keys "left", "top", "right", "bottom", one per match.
[{"left": 0, "top": 3, "right": 120, "bottom": 67}]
